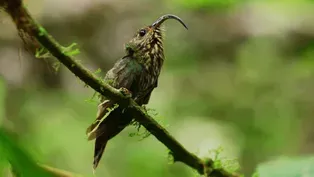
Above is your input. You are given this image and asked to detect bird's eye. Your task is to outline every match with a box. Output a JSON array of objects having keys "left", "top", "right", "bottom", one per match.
[{"left": 139, "top": 29, "right": 146, "bottom": 37}]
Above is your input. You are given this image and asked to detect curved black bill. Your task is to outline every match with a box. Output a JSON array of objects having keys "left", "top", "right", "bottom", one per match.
[{"left": 151, "top": 14, "right": 188, "bottom": 30}]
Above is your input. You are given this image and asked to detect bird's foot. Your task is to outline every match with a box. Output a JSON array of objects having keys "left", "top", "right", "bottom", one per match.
[{"left": 119, "top": 87, "right": 132, "bottom": 98}]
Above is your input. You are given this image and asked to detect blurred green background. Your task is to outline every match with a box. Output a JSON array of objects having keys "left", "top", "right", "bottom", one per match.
[{"left": 1, "top": 0, "right": 314, "bottom": 177}]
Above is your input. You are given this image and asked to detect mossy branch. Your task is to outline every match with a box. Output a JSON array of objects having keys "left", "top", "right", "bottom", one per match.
[{"left": 1, "top": 0, "right": 240, "bottom": 177}]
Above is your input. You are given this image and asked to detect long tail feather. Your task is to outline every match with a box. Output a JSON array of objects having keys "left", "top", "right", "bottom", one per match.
[
  {"left": 90, "top": 107, "right": 133, "bottom": 171},
  {"left": 93, "top": 133, "right": 109, "bottom": 170},
  {"left": 86, "top": 100, "right": 113, "bottom": 140}
]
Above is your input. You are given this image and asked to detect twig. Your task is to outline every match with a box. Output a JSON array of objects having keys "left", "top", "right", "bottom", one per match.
[
  {"left": 39, "top": 164, "right": 83, "bottom": 177},
  {"left": 1, "top": 0, "right": 240, "bottom": 176},
  {"left": 11, "top": 164, "right": 82, "bottom": 177}
]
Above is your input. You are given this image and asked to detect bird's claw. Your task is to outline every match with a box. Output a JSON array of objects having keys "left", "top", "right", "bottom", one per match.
[{"left": 119, "top": 87, "right": 132, "bottom": 98}]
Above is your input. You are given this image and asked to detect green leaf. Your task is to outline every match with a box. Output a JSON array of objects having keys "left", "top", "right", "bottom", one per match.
[{"left": 0, "top": 128, "right": 54, "bottom": 177}]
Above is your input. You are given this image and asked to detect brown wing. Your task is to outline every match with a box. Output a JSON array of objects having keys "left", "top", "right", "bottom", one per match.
[
  {"left": 86, "top": 100, "right": 114, "bottom": 140},
  {"left": 86, "top": 57, "right": 142, "bottom": 140}
]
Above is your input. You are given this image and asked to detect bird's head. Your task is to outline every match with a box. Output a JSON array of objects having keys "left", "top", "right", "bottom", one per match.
[{"left": 124, "top": 14, "right": 188, "bottom": 72}]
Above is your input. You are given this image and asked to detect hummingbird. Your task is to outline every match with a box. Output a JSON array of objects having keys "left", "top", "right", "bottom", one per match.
[{"left": 86, "top": 14, "right": 188, "bottom": 170}]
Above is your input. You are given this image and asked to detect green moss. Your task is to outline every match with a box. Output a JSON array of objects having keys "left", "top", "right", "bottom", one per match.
[
  {"left": 35, "top": 47, "right": 50, "bottom": 59},
  {"left": 61, "top": 43, "right": 80, "bottom": 56},
  {"left": 38, "top": 27, "right": 47, "bottom": 36},
  {"left": 205, "top": 147, "right": 241, "bottom": 174},
  {"left": 94, "top": 68, "right": 102, "bottom": 74},
  {"left": 52, "top": 62, "right": 61, "bottom": 72}
]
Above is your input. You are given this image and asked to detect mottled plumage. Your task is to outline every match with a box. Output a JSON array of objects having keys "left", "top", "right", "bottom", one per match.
[{"left": 86, "top": 14, "right": 188, "bottom": 171}]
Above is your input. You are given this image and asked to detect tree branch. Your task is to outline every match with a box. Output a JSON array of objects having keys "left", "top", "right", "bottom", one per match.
[{"left": 1, "top": 0, "right": 240, "bottom": 176}]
